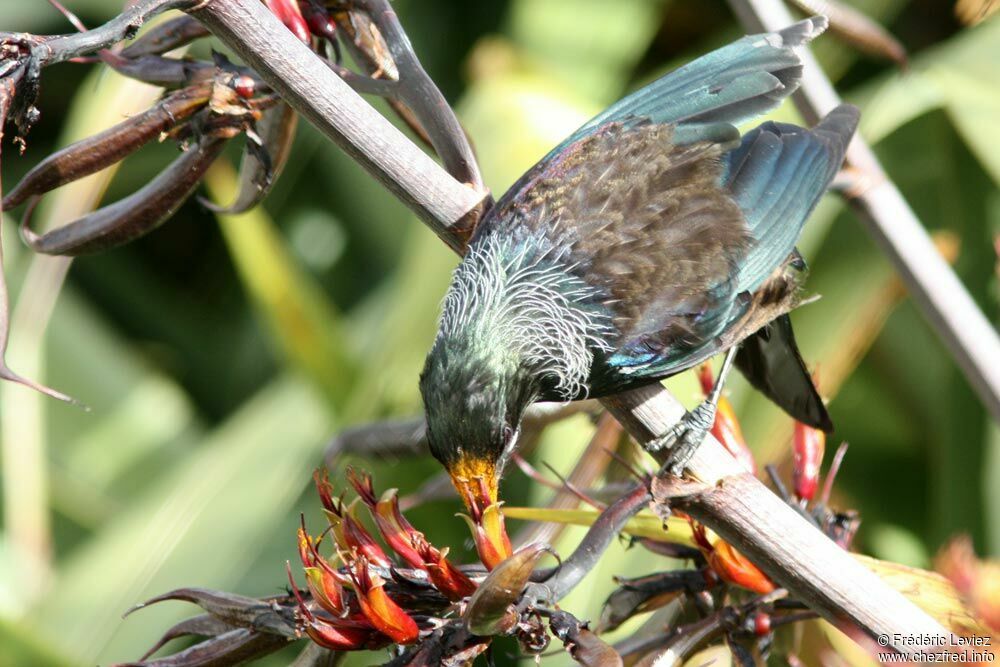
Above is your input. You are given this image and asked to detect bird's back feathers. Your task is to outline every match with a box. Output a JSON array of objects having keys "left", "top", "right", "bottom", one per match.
[{"left": 440, "top": 18, "right": 857, "bottom": 419}]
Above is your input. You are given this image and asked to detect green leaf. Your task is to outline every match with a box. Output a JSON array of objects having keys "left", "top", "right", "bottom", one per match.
[
  {"left": 853, "top": 16, "right": 1000, "bottom": 183},
  {"left": 0, "top": 615, "right": 72, "bottom": 667}
]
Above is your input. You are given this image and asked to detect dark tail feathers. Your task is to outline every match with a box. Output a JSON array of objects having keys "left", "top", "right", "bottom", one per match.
[{"left": 735, "top": 313, "right": 834, "bottom": 432}]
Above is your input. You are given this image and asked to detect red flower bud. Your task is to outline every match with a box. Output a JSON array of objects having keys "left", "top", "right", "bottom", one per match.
[
  {"left": 753, "top": 611, "right": 772, "bottom": 637},
  {"left": 793, "top": 419, "right": 826, "bottom": 502},
  {"left": 316, "top": 472, "right": 392, "bottom": 569},
  {"left": 232, "top": 75, "right": 256, "bottom": 99},
  {"left": 300, "top": 0, "right": 339, "bottom": 42},
  {"left": 265, "top": 0, "right": 311, "bottom": 44},
  {"left": 303, "top": 620, "right": 381, "bottom": 651},
  {"left": 313, "top": 469, "right": 338, "bottom": 515},
  {"left": 347, "top": 468, "right": 424, "bottom": 569}
]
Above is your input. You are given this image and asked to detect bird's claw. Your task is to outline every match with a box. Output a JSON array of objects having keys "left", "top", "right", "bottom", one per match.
[{"left": 649, "top": 400, "right": 717, "bottom": 476}]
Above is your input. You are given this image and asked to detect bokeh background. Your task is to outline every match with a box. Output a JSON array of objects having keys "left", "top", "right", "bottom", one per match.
[{"left": 0, "top": 0, "right": 998, "bottom": 664}]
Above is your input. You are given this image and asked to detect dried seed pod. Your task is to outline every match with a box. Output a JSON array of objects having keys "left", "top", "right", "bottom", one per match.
[
  {"left": 20, "top": 134, "right": 227, "bottom": 256},
  {"left": 464, "top": 543, "right": 551, "bottom": 636},
  {"left": 100, "top": 51, "right": 216, "bottom": 89},
  {"left": 125, "top": 586, "right": 296, "bottom": 638},
  {"left": 550, "top": 610, "right": 623, "bottom": 667},
  {"left": 599, "top": 569, "right": 711, "bottom": 632},
  {"left": 202, "top": 101, "right": 298, "bottom": 214},
  {"left": 331, "top": 8, "right": 398, "bottom": 80},
  {"left": 2, "top": 85, "right": 211, "bottom": 210},
  {"left": 120, "top": 15, "right": 211, "bottom": 58}
]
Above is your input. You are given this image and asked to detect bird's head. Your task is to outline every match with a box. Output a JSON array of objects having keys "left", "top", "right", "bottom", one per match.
[{"left": 420, "top": 335, "right": 535, "bottom": 560}]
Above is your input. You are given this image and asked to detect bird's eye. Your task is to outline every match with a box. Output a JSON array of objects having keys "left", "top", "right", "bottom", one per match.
[{"left": 497, "top": 425, "right": 520, "bottom": 472}]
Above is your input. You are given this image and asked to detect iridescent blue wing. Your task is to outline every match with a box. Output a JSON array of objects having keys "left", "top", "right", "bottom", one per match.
[
  {"left": 598, "top": 104, "right": 858, "bottom": 382},
  {"left": 736, "top": 312, "right": 835, "bottom": 432},
  {"left": 476, "top": 17, "right": 829, "bottom": 243},
  {"left": 727, "top": 104, "right": 859, "bottom": 294},
  {"left": 568, "top": 17, "right": 828, "bottom": 143}
]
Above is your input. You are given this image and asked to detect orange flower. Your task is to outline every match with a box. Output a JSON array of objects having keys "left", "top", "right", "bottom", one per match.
[
  {"left": 691, "top": 521, "right": 775, "bottom": 594},
  {"left": 937, "top": 535, "right": 1000, "bottom": 634},
  {"left": 346, "top": 556, "right": 421, "bottom": 644},
  {"left": 286, "top": 563, "right": 385, "bottom": 651},
  {"left": 459, "top": 498, "right": 513, "bottom": 571},
  {"left": 297, "top": 526, "right": 348, "bottom": 617}
]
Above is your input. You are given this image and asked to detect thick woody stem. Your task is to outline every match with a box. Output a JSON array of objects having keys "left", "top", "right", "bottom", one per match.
[{"left": 604, "top": 385, "right": 948, "bottom": 656}]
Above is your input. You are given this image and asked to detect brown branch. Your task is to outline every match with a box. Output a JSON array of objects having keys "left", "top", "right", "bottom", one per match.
[
  {"left": 604, "top": 387, "right": 949, "bottom": 656},
  {"left": 37, "top": 0, "right": 192, "bottom": 65},
  {"left": 729, "top": 0, "right": 1000, "bottom": 422},
  {"left": 182, "top": 0, "right": 950, "bottom": 656}
]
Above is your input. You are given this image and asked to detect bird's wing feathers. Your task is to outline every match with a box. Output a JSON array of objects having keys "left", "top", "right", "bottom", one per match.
[
  {"left": 736, "top": 312, "right": 834, "bottom": 432},
  {"left": 727, "top": 104, "right": 860, "bottom": 294},
  {"left": 479, "top": 15, "right": 831, "bottom": 245},
  {"left": 563, "top": 17, "right": 827, "bottom": 147}
]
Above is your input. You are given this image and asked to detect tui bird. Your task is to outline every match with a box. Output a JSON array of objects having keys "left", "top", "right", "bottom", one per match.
[{"left": 420, "top": 17, "right": 858, "bottom": 513}]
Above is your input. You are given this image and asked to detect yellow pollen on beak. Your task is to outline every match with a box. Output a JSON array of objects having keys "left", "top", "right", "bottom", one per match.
[
  {"left": 448, "top": 456, "right": 499, "bottom": 508},
  {"left": 448, "top": 455, "right": 512, "bottom": 568}
]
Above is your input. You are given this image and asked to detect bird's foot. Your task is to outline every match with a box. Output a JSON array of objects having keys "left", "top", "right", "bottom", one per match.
[{"left": 648, "top": 400, "right": 717, "bottom": 476}]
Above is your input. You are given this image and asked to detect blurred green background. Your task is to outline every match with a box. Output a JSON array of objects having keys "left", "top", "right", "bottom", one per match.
[{"left": 0, "top": 0, "right": 998, "bottom": 664}]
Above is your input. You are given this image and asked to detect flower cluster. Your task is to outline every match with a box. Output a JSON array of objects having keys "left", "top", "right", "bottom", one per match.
[{"left": 288, "top": 468, "right": 512, "bottom": 652}]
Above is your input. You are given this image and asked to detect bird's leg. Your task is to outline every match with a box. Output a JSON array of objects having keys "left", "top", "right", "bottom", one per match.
[{"left": 648, "top": 346, "right": 738, "bottom": 476}]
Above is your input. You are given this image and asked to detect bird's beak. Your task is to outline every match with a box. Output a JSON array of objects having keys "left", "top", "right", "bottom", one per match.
[{"left": 448, "top": 458, "right": 512, "bottom": 569}]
